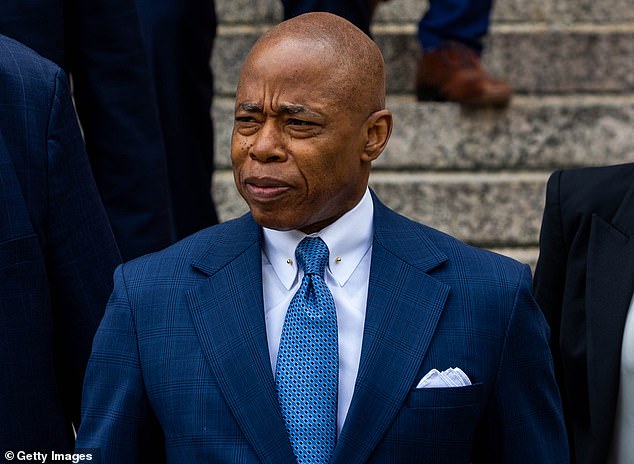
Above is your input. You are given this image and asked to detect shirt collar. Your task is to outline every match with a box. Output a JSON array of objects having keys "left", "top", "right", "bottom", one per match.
[{"left": 262, "top": 189, "right": 374, "bottom": 290}]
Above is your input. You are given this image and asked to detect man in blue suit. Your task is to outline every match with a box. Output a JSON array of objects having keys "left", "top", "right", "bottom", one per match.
[
  {"left": 0, "top": 35, "right": 121, "bottom": 453},
  {"left": 77, "top": 13, "right": 567, "bottom": 463},
  {"left": 0, "top": 0, "right": 175, "bottom": 260}
]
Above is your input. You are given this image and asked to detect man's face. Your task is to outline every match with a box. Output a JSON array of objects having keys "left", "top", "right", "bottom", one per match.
[{"left": 231, "top": 41, "right": 372, "bottom": 233}]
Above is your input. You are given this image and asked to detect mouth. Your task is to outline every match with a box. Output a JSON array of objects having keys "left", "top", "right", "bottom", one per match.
[{"left": 244, "top": 177, "right": 292, "bottom": 201}]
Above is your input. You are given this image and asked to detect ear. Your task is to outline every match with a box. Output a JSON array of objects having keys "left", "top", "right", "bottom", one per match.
[{"left": 361, "top": 109, "right": 393, "bottom": 162}]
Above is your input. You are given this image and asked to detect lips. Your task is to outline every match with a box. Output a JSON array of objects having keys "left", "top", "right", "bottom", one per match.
[{"left": 244, "top": 177, "right": 292, "bottom": 201}]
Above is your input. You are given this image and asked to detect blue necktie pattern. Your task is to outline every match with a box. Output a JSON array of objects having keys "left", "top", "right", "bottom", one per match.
[{"left": 275, "top": 236, "right": 338, "bottom": 464}]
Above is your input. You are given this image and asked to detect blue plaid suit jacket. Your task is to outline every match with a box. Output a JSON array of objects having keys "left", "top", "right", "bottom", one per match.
[
  {"left": 0, "top": 0, "right": 175, "bottom": 260},
  {"left": 0, "top": 35, "right": 120, "bottom": 452},
  {"left": 77, "top": 194, "right": 568, "bottom": 463}
]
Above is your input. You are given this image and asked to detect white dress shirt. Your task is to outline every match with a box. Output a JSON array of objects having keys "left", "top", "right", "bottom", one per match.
[
  {"left": 608, "top": 291, "right": 634, "bottom": 463},
  {"left": 262, "top": 188, "right": 374, "bottom": 435}
]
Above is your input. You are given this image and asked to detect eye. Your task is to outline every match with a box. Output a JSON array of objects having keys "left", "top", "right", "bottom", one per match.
[
  {"left": 288, "top": 118, "right": 312, "bottom": 126},
  {"left": 285, "top": 118, "right": 321, "bottom": 138},
  {"left": 235, "top": 115, "right": 257, "bottom": 123},
  {"left": 234, "top": 115, "right": 260, "bottom": 135}
]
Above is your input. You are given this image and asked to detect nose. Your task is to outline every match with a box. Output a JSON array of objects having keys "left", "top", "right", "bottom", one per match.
[{"left": 249, "top": 120, "right": 287, "bottom": 163}]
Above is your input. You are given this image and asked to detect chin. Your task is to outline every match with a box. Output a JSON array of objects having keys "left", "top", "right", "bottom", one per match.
[{"left": 250, "top": 211, "right": 297, "bottom": 231}]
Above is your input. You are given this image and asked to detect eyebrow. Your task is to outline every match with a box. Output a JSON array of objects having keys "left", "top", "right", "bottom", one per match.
[
  {"left": 237, "top": 102, "right": 262, "bottom": 113},
  {"left": 236, "top": 102, "right": 322, "bottom": 119}
]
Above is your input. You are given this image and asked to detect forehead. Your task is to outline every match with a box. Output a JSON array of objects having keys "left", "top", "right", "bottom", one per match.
[
  {"left": 249, "top": 35, "right": 339, "bottom": 69},
  {"left": 238, "top": 38, "right": 348, "bottom": 97}
]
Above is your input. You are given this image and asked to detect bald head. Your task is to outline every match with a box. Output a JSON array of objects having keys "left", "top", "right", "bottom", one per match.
[
  {"left": 239, "top": 12, "right": 386, "bottom": 114},
  {"left": 231, "top": 12, "right": 392, "bottom": 233}
]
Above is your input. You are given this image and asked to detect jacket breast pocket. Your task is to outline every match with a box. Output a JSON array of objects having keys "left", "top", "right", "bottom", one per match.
[
  {"left": 406, "top": 382, "right": 484, "bottom": 409},
  {"left": 369, "top": 383, "right": 487, "bottom": 464},
  {"left": 370, "top": 383, "right": 486, "bottom": 463}
]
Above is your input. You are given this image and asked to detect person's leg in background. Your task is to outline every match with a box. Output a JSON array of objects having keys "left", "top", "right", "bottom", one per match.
[
  {"left": 281, "top": 0, "right": 373, "bottom": 36},
  {"left": 135, "top": 0, "right": 219, "bottom": 239},
  {"left": 283, "top": 0, "right": 510, "bottom": 107},
  {"left": 415, "top": 0, "right": 511, "bottom": 106}
]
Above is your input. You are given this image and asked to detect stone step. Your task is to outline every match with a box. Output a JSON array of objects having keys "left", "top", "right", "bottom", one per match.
[
  {"left": 374, "top": 0, "right": 634, "bottom": 24},
  {"left": 211, "top": 0, "right": 633, "bottom": 270},
  {"left": 213, "top": 95, "right": 634, "bottom": 171},
  {"left": 212, "top": 168, "right": 541, "bottom": 265},
  {"left": 213, "top": 23, "right": 634, "bottom": 96},
  {"left": 211, "top": 170, "right": 548, "bottom": 248},
  {"left": 216, "top": 0, "right": 634, "bottom": 25},
  {"left": 211, "top": 92, "right": 633, "bottom": 264}
]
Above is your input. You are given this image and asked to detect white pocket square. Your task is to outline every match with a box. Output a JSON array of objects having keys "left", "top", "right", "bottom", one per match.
[{"left": 416, "top": 367, "right": 471, "bottom": 388}]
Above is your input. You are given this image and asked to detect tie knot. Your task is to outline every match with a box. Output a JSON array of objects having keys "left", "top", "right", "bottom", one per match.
[{"left": 296, "top": 237, "right": 329, "bottom": 277}]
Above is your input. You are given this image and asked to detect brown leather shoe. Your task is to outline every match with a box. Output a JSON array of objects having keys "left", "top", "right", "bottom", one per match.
[{"left": 415, "top": 41, "right": 512, "bottom": 107}]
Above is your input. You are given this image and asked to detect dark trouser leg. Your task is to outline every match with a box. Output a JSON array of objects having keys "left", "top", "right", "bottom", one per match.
[{"left": 135, "top": 0, "right": 218, "bottom": 239}]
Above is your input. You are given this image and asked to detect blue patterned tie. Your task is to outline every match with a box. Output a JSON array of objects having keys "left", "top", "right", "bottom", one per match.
[{"left": 275, "top": 236, "right": 338, "bottom": 464}]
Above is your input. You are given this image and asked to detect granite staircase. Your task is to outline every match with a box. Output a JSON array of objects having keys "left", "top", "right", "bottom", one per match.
[{"left": 211, "top": 0, "right": 634, "bottom": 265}]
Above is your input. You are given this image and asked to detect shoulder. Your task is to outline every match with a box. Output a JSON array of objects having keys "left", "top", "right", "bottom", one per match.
[
  {"left": 373, "top": 196, "right": 527, "bottom": 284},
  {"left": 0, "top": 34, "right": 66, "bottom": 159},
  {"left": 0, "top": 34, "right": 61, "bottom": 93},
  {"left": 547, "top": 163, "right": 634, "bottom": 216},
  {"left": 375, "top": 202, "right": 533, "bottom": 342},
  {"left": 425, "top": 221, "right": 527, "bottom": 287},
  {"left": 118, "top": 214, "right": 259, "bottom": 283}
]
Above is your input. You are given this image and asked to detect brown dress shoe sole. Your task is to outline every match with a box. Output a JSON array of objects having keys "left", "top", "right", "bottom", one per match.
[{"left": 417, "top": 85, "right": 511, "bottom": 108}]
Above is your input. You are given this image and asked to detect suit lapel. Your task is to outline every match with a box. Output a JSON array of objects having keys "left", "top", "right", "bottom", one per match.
[
  {"left": 186, "top": 216, "right": 295, "bottom": 464},
  {"left": 586, "top": 181, "right": 634, "bottom": 445},
  {"left": 333, "top": 197, "right": 449, "bottom": 464},
  {"left": 185, "top": 198, "right": 452, "bottom": 463}
]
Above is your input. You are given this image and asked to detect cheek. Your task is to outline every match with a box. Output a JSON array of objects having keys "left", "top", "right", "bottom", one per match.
[
  {"left": 231, "top": 134, "right": 249, "bottom": 157},
  {"left": 304, "top": 166, "right": 351, "bottom": 205},
  {"left": 230, "top": 136, "right": 251, "bottom": 174}
]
